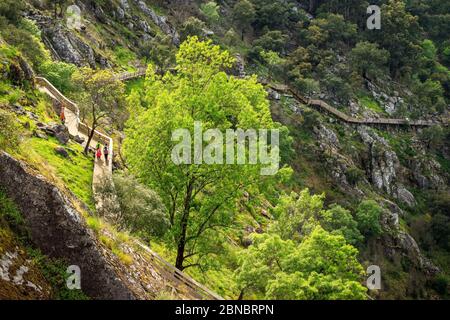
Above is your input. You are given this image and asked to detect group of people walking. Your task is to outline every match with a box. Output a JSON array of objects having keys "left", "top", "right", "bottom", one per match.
[
  {"left": 60, "top": 106, "right": 109, "bottom": 166},
  {"left": 96, "top": 143, "right": 109, "bottom": 165}
]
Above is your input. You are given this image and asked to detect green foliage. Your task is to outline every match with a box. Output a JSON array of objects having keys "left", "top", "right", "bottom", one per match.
[
  {"left": 0, "top": 0, "right": 25, "bottom": 24},
  {"left": 179, "top": 17, "right": 207, "bottom": 42},
  {"left": 260, "top": 50, "right": 285, "bottom": 81},
  {"left": 113, "top": 47, "right": 137, "bottom": 71},
  {"left": 23, "top": 137, "right": 94, "bottom": 209},
  {"left": 305, "top": 13, "right": 357, "bottom": 48},
  {"left": 251, "top": 30, "right": 288, "bottom": 56},
  {"left": 0, "top": 189, "right": 23, "bottom": 226},
  {"left": 124, "top": 37, "right": 289, "bottom": 269},
  {"left": 368, "top": 0, "right": 421, "bottom": 76},
  {"left": 72, "top": 67, "right": 126, "bottom": 152},
  {"left": 320, "top": 205, "right": 363, "bottom": 245},
  {"left": 346, "top": 166, "right": 365, "bottom": 186},
  {"left": 26, "top": 247, "right": 89, "bottom": 300},
  {"left": 250, "top": 0, "right": 300, "bottom": 30},
  {"left": 273, "top": 189, "right": 362, "bottom": 245},
  {"left": 233, "top": 0, "right": 255, "bottom": 39},
  {"left": 420, "top": 125, "right": 445, "bottom": 151},
  {"left": 200, "top": 1, "right": 220, "bottom": 23},
  {"left": 0, "top": 17, "right": 50, "bottom": 69},
  {"left": 356, "top": 200, "right": 383, "bottom": 237},
  {"left": 138, "top": 34, "right": 175, "bottom": 72},
  {"left": 112, "top": 172, "right": 170, "bottom": 238},
  {"left": 0, "top": 109, "right": 22, "bottom": 151},
  {"left": 350, "top": 42, "right": 390, "bottom": 80},
  {"left": 235, "top": 227, "right": 367, "bottom": 299},
  {"left": 39, "top": 61, "right": 77, "bottom": 94},
  {"left": 272, "top": 189, "right": 325, "bottom": 241}
]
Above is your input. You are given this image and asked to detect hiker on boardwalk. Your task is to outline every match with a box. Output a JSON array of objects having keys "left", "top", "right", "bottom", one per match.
[
  {"left": 103, "top": 145, "right": 109, "bottom": 165},
  {"left": 60, "top": 106, "right": 65, "bottom": 124},
  {"left": 96, "top": 146, "right": 102, "bottom": 161}
]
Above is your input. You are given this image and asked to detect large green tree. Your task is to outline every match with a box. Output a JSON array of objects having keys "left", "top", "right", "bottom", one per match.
[
  {"left": 124, "top": 37, "right": 289, "bottom": 270},
  {"left": 235, "top": 227, "right": 367, "bottom": 299}
]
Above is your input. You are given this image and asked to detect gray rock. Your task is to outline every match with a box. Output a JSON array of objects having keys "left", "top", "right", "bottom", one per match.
[
  {"left": 45, "top": 124, "right": 70, "bottom": 145},
  {"left": 0, "top": 152, "right": 137, "bottom": 299},
  {"left": 54, "top": 146, "right": 69, "bottom": 158},
  {"left": 395, "top": 185, "right": 416, "bottom": 207},
  {"left": 42, "top": 23, "right": 96, "bottom": 67},
  {"left": 134, "top": 0, "right": 180, "bottom": 45},
  {"left": 120, "top": 0, "right": 130, "bottom": 10},
  {"left": 34, "top": 131, "right": 48, "bottom": 140},
  {"left": 116, "top": 7, "right": 125, "bottom": 20},
  {"left": 379, "top": 199, "right": 440, "bottom": 276},
  {"left": 12, "top": 104, "right": 25, "bottom": 115},
  {"left": 72, "top": 134, "right": 85, "bottom": 144}
]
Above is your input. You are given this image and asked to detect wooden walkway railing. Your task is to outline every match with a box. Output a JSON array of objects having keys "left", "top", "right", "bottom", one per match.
[
  {"left": 116, "top": 67, "right": 147, "bottom": 81},
  {"left": 117, "top": 71, "right": 447, "bottom": 128},
  {"left": 265, "top": 82, "right": 448, "bottom": 128},
  {"left": 135, "top": 242, "right": 224, "bottom": 300}
]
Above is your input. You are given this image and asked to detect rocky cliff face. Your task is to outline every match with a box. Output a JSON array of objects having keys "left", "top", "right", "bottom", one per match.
[
  {"left": 358, "top": 126, "right": 417, "bottom": 207},
  {"left": 25, "top": 0, "right": 180, "bottom": 69},
  {"left": 0, "top": 151, "right": 137, "bottom": 299}
]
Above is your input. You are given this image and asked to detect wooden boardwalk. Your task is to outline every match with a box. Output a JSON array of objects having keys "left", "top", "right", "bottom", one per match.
[
  {"left": 266, "top": 83, "right": 448, "bottom": 128},
  {"left": 119, "top": 70, "right": 447, "bottom": 128}
]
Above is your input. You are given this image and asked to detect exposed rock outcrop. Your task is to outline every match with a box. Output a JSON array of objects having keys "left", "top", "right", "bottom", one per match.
[
  {"left": 133, "top": 0, "right": 180, "bottom": 45},
  {"left": 379, "top": 199, "right": 440, "bottom": 276},
  {"left": 358, "top": 126, "right": 416, "bottom": 207},
  {"left": 0, "top": 151, "right": 137, "bottom": 299}
]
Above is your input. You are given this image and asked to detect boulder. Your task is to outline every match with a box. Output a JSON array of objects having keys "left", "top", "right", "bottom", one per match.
[
  {"left": 45, "top": 124, "right": 70, "bottom": 145},
  {"left": 395, "top": 185, "right": 416, "bottom": 207},
  {"left": 54, "top": 146, "right": 69, "bottom": 158},
  {"left": 33, "top": 130, "right": 48, "bottom": 140}
]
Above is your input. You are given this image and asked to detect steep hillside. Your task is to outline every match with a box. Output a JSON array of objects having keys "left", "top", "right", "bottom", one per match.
[{"left": 1, "top": 0, "right": 449, "bottom": 300}]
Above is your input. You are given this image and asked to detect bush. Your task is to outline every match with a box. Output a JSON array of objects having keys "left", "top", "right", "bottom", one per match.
[
  {"left": 39, "top": 61, "right": 77, "bottom": 94},
  {"left": 0, "top": 0, "right": 25, "bottom": 24},
  {"left": 111, "top": 172, "right": 170, "bottom": 239},
  {"left": 0, "top": 22, "right": 49, "bottom": 69},
  {"left": 346, "top": 166, "right": 365, "bottom": 186},
  {"left": 0, "top": 109, "right": 22, "bottom": 151},
  {"left": 179, "top": 17, "right": 207, "bottom": 42},
  {"left": 356, "top": 200, "right": 383, "bottom": 237},
  {"left": 430, "top": 274, "right": 449, "bottom": 296}
]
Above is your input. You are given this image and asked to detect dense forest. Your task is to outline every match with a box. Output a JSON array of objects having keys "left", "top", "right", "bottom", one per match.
[{"left": 0, "top": 0, "right": 449, "bottom": 300}]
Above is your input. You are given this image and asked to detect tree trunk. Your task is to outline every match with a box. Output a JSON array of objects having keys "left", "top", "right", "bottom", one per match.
[
  {"left": 175, "top": 180, "right": 194, "bottom": 270},
  {"left": 84, "top": 126, "right": 96, "bottom": 154}
]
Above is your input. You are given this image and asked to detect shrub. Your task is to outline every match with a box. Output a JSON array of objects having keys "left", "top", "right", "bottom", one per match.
[
  {"left": 0, "top": 0, "right": 25, "bottom": 24},
  {"left": 112, "top": 172, "right": 169, "bottom": 239},
  {"left": 39, "top": 61, "right": 77, "bottom": 94},
  {"left": 356, "top": 200, "right": 383, "bottom": 237},
  {"left": 0, "top": 109, "right": 22, "bottom": 151}
]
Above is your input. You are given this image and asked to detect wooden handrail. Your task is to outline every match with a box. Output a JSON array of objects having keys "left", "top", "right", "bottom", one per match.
[
  {"left": 265, "top": 82, "right": 448, "bottom": 128},
  {"left": 135, "top": 242, "right": 223, "bottom": 300}
]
